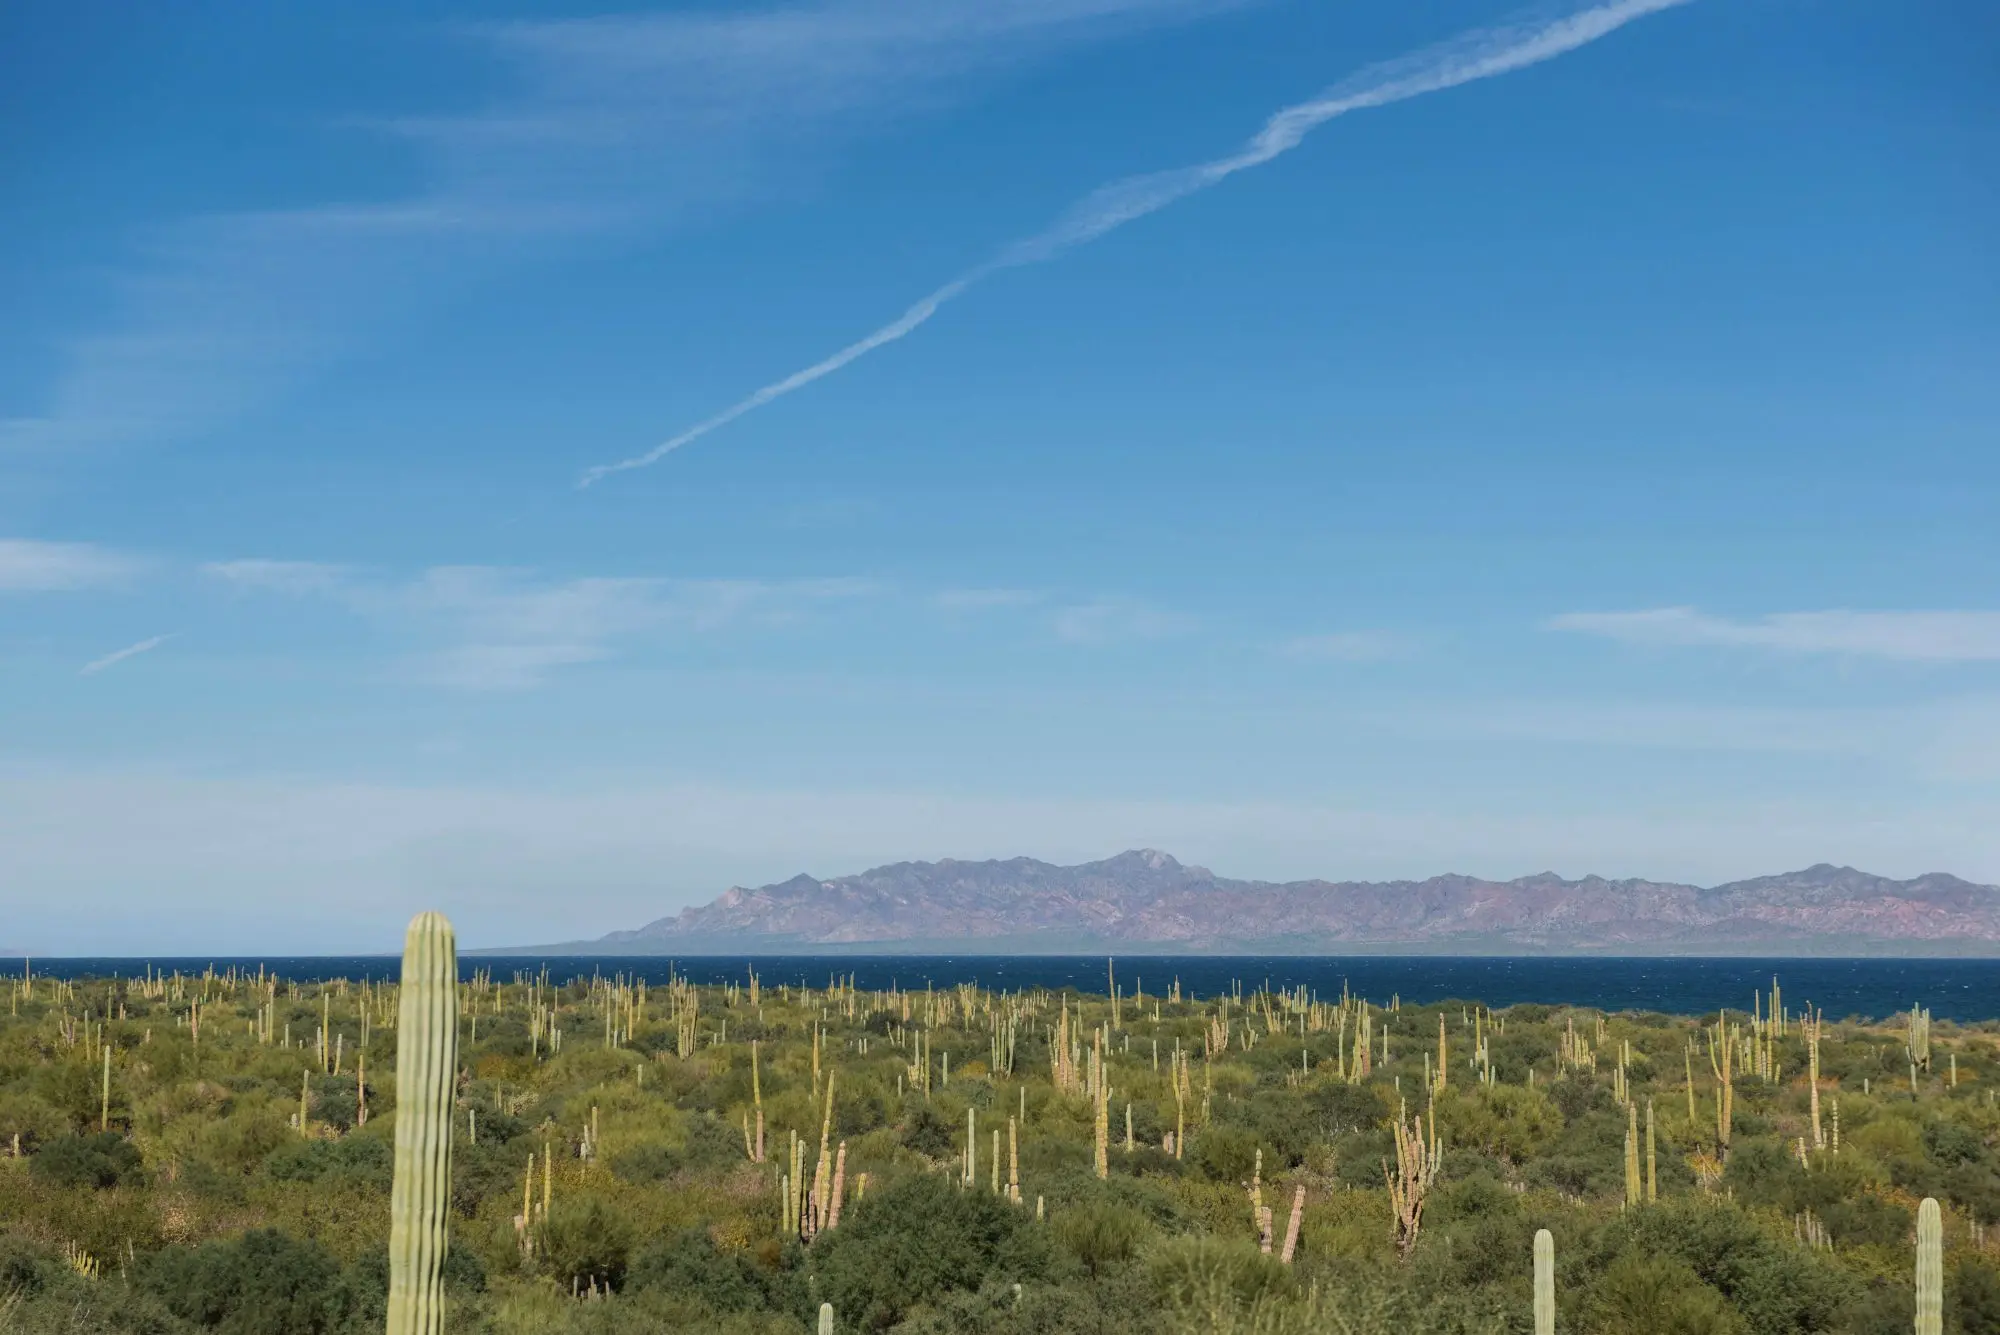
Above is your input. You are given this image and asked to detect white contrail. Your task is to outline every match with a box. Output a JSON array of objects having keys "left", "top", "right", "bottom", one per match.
[
  {"left": 81, "top": 633, "right": 173, "bottom": 676},
  {"left": 580, "top": 0, "right": 1691, "bottom": 487}
]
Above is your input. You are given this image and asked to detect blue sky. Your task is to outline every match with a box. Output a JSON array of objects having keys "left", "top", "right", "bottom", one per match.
[{"left": 2, "top": 0, "right": 1995, "bottom": 953}]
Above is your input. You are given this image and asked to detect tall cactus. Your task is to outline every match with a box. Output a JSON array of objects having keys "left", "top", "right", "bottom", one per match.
[
  {"left": 1533, "top": 1228, "right": 1554, "bottom": 1335},
  {"left": 1916, "top": 1197, "right": 1942, "bottom": 1335},
  {"left": 387, "top": 912, "right": 459, "bottom": 1335},
  {"left": 818, "top": 1302, "right": 835, "bottom": 1335}
]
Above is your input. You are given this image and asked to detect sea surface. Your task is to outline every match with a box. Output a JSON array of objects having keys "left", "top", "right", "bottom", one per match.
[{"left": 17, "top": 955, "right": 2000, "bottom": 1021}]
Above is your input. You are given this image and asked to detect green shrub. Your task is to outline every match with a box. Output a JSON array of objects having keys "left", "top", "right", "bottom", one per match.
[
  {"left": 0, "top": 1235, "right": 64, "bottom": 1297},
  {"left": 1950, "top": 1254, "right": 2000, "bottom": 1335},
  {"left": 30, "top": 1132, "right": 143, "bottom": 1190},
  {"left": 138, "top": 1228, "right": 376, "bottom": 1334},
  {"left": 1305, "top": 1082, "right": 1386, "bottom": 1137},
  {"left": 628, "top": 1228, "right": 780, "bottom": 1313},
  {"left": 1146, "top": 1235, "right": 1291, "bottom": 1313},
  {"left": 900, "top": 1103, "right": 959, "bottom": 1159},
  {"left": 1052, "top": 1200, "right": 1153, "bottom": 1276},
  {"left": 1923, "top": 1119, "right": 1984, "bottom": 1168},
  {"left": 33, "top": 1062, "right": 101, "bottom": 1131},
  {"left": 1609, "top": 1199, "right": 1856, "bottom": 1335},
  {"left": 264, "top": 1134, "right": 393, "bottom": 1191},
  {"left": 1582, "top": 1252, "right": 1747, "bottom": 1335},
  {"left": 538, "top": 1194, "right": 636, "bottom": 1293},
  {"left": 812, "top": 1170, "right": 1048, "bottom": 1329},
  {"left": 1189, "top": 1125, "right": 1260, "bottom": 1185},
  {"left": 610, "top": 1141, "right": 682, "bottom": 1185}
]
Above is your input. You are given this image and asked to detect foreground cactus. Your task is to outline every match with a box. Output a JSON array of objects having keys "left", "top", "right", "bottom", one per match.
[
  {"left": 1916, "top": 1196, "right": 1942, "bottom": 1335},
  {"left": 387, "top": 912, "right": 459, "bottom": 1335},
  {"left": 1533, "top": 1228, "right": 1554, "bottom": 1335}
]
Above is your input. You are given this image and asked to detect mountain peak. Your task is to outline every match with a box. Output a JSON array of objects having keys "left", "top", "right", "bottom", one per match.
[
  {"left": 583, "top": 853, "right": 2000, "bottom": 956},
  {"left": 1104, "top": 848, "right": 1181, "bottom": 871}
]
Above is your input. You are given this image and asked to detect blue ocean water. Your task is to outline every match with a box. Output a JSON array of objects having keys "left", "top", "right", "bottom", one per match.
[{"left": 17, "top": 955, "right": 2000, "bottom": 1022}]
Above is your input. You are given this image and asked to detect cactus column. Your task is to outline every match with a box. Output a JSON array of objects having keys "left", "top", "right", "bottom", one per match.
[
  {"left": 1533, "top": 1228, "right": 1555, "bottom": 1335},
  {"left": 387, "top": 912, "right": 459, "bottom": 1335},
  {"left": 1916, "top": 1197, "right": 1942, "bottom": 1335}
]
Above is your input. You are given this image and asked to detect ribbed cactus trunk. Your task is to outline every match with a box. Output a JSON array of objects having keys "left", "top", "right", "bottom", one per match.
[
  {"left": 1916, "top": 1197, "right": 1942, "bottom": 1335},
  {"left": 387, "top": 912, "right": 459, "bottom": 1335},
  {"left": 1533, "top": 1228, "right": 1554, "bottom": 1335},
  {"left": 1279, "top": 1185, "right": 1305, "bottom": 1264},
  {"left": 818, "top": 1302, "right": 835, "bottom": 1335}
]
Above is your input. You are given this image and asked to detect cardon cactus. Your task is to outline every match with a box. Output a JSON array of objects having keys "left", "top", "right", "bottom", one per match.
[
  {"left": 1533, "top": 1228, "right": 1554, "bottom": 1335},
  {"left": 1916, "top": 1197, "right": 1942, "bottom": 1335},
  {"left": 819, "top": 1301, "right": 835, "bottom": 1334},
  {"left": 387, "top": 912, "right": 459, "bottom": 1335}
]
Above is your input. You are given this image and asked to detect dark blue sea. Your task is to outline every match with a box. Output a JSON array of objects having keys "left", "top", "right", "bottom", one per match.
[{"left": 17, "top": 955, "right": 2000, "bottom": 1022}]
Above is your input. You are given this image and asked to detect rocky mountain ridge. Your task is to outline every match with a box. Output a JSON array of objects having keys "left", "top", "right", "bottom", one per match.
[{"left": 516, "top": 851, "right": 2000, "bottom": 956}]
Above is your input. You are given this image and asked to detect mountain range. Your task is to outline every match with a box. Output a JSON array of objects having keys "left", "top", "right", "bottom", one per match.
[{"left": 497, "top": 851, "right": 2000, "bottom": 956}]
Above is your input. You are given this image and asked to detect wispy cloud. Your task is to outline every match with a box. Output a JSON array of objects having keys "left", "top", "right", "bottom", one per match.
[
  {"left": 210, "top": 558, "right": 882, "bottom": 687},
  {"left": 1283, "top": 630, "right": 1411, "bottom": 661},
  {"left": 933, "top": 587, "right": 1047, "bottom": 611},
  {"left": 581, "top": 0, "right": 1692, "bottom": 484},
  {"left": 0, "top": 539, "right": 142, "bottom": 592},
  {"left": 1052, "top": 598, "right": 1195, "bottom": 644},
  {"left": 1549, "top": 608, "right": 2000, "bottom": 662},
  {"left": 1, "top": 209, "right": 467, "bottom": 460},
  {"left": 6, "top": 0, "right": 1236, "bottom": 460},
  {"left": 392, "top": 567, "right": 876, "bottom": 646},
  {"left": 204, "top": 559, "right": 353, "bottom": 596},
  {"left": 404, "top": 642, "right": 610, "bottom": 691},
  {"left": 1413, "top": 697, "right": 1907, "bottom": 756},
  {"left": 80, "top": 634, "right": 173, "bottom": 676},
  {"left": 931, "top": 586, "right": 1192, "bottom": 642}
]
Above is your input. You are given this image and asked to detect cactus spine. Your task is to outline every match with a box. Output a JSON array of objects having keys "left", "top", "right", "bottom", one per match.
[
  {"left": 387, "top": 912, "right": 459, "bottom": 1335},
  {"left": 1916, "top": 1196, "right": 1942, "bottom": 1335},
  {"left": 1533, "top": 1228, "right": 1555, "bottom": 1335}
]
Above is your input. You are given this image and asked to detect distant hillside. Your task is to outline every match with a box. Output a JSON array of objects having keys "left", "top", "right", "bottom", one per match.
[{"left": 486, "top": 851, "right": 2000, "bottom": 956}]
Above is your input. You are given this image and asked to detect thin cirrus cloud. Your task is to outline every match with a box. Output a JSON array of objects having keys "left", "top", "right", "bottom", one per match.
[
  {"left": 204, "top": 558, "right": 883, "bottom": 688},
  {"left": 932, "top": 587, "right": 1047, "bottom": 611},
  {"left": 580, "top": 0, "right": 1693, "bottom": 484},
  {"left": 1549, "top": 608, "right": 2000, "bottom": 663},
  {"left": 1282, "top": 630, "right": 1411, "bottom": 661},
  {"left": 204, "top": 558, "right": 353, "bottom": 596},
  {"left": 1052, "top": 598, "right": 1196, "bottom": 645},
  {"left": 934, "top": 587, "right": 1197, "bottom": 644},
  {"left": 405, "top": 642, "right": 612, "bottom": 692},
  {"left": 3, "top": 0, "right": 1242, "bottom": 461},
  {"left": 203, "top": 559, "right": 1178, "bottom": 679},
  {"left": 80, "top": 634, "right": 174, "bottom": 676},
  {"left": 0, "top": 538, "right": 142, "bottom": 592}
]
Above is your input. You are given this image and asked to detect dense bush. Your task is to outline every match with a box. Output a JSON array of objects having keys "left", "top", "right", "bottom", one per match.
[
  {"left": 31, "top": 1131, "right": 145, "bottom": 1189},
  {"left": 264, "top": 1134, "right": 393, "bottom": 1191},
  {"left": 138, "top": 1228, "right": 379, "bottom": 1334},
  {"left": 812, "top": 1171, "right": 1050, "bottom": 1328},
  {"left": 538, "top": 1194, "right": 636, "bottom": 1293},
  {"left": 627, "top": 1228, "right": 789, "bottom": 1313}
]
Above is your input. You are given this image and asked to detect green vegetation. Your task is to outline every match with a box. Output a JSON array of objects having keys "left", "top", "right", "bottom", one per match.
[{"left": 2, "top": 960, "right": 1997, "bottom": 1333}]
